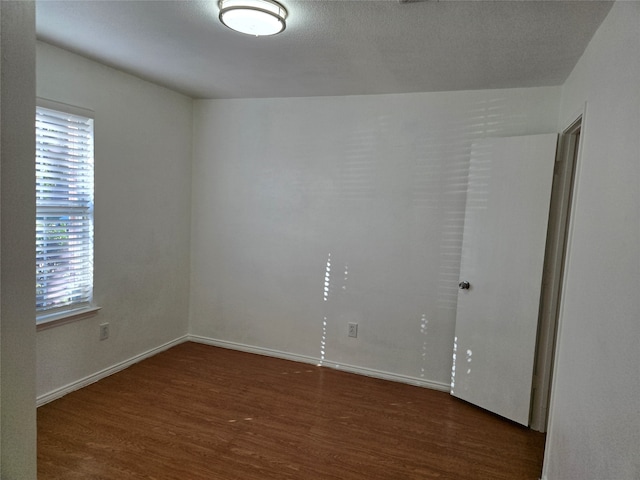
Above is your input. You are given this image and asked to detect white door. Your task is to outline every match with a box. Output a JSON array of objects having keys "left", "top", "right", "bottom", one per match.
[{"left": 451, "top": 134, "right": 557, "bottom": 426}]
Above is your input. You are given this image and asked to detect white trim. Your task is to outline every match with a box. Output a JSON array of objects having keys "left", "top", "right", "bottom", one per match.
[
  {"left": 37, "top": 334, "right": 451, "bottom": 407},
  {"left": 559, "top": 102, "right": 586, "bottom": 136},
  {"left": 36, "top": 306, "right": 101, "bottom": 330},
  {"left": 188, "top": 335, "right": 451, "bottom": 393},
  {"left": 36, "top": 335, "right": 189, "bottom": 407},
  {"left": 542, "top": 102, "right": 588, "bottom": 480},
  {"left": 36, "top": 97, "right": 94, "bottom": 119},
  {"left": 188, "top": 335, "right": 320, "bottom": 366},
  {"left": 321, "top": 359, "right": 450, "bottom": 392}
]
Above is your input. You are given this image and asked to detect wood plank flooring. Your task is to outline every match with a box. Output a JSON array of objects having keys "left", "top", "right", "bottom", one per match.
[{"left": 38, "top": 342, "right": 545, "bottom": 479}]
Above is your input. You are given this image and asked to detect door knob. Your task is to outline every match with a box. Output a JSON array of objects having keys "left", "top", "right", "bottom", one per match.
[{"left": 459, "top": 281, "right": 470, "bottom": 290}]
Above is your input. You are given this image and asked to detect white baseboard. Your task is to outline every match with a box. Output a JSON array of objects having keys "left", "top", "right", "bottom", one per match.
[
  {"left": 188, "top": 335, "right": 450, "bottom": 393},
  {"left": 36, "top": 335, "right": 189, "bottom": 407},
  {"left": 320, "top": 358, "right": 450, "bottom": 392},
  {"left": 38, "top": 334, "right": 450, "bottom": 407},
  {"left": 188, "top": 335, "right": 321, "bottom": 366}
]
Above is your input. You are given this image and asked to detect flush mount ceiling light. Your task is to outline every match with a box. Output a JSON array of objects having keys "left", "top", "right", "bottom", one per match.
[{"left": 219, "top": 0, "right": 288, "bottom": 36}]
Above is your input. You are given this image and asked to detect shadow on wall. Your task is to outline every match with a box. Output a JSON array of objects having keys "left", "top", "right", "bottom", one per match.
[
  {"left": 310, "top": 95, "right": 519, "bottom": 377},
  {"left": 190, "top": 90, "right": 548, "bottom": 384}
]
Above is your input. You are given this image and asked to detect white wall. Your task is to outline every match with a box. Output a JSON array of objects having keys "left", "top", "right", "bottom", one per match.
[
  {"left": 191, "top": 87, "right": 560, "bottom": 386},
  {"left": 0, "top": 2, "right": 37, "bottom": 478},
  {"left": 543, "top": 3, "right": 640, "bottom": 479},
  {"left": 36, "top": 43, "right": 193, "bottom": 399}
]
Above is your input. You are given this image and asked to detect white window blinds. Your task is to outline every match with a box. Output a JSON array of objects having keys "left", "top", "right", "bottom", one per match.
[{"left": 36, "top": 105, "right": 94, "bottom": 314}]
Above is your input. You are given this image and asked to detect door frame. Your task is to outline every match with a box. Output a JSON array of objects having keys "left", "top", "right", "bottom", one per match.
[{"left": 530, "top": 107, "right": 585, "bottom": 432}]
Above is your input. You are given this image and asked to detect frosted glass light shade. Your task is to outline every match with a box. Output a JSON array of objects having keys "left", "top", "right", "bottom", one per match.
[{"left": 219, "top": 0, "right": 287, "bottom": 36}]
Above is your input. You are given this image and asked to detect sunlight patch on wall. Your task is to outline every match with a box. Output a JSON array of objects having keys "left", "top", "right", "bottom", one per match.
[
  {"left": 420, "top": 313, "right": 429, "bottom": 379},
  {"left": 342, "top": 263, "right": 349, "bottom": 292},
  {"left": 323, "top": 253, "right": 331, "bottom": 302},
  {"left": 319, "top": 253, "right": 332, "bottom": 365},
  {"left": 451, "top": 335, "right": 458, "bottom": 393}
]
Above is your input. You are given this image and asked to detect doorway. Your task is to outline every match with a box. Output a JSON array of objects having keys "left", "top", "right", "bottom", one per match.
[{"left": 530, "top": 116, "right": 582, "bottom": 431}]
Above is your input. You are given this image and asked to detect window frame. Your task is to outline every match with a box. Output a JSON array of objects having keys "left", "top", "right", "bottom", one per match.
[{"left": 35, "top": 98, "right": 99, "bottom": 328}]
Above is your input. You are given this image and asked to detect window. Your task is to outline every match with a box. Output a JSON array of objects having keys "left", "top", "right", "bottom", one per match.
[{"left": 35, "top": 102, "right": 95, "bottom": 323}]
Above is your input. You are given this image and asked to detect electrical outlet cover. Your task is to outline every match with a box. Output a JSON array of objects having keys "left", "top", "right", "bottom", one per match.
[
  {"left": 99, "top": 323, "right": 109, "bottom": 341},
  {"left": 348, "top": 323, "right": 358, "bottom": 338}
]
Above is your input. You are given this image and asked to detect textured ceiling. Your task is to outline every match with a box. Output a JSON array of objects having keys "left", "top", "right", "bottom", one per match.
[{"left": 36, "top": 0, "right": 613, "bottom": 99}]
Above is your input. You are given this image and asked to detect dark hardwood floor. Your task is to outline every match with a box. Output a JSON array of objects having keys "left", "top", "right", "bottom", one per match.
[{"left": 38, "top": 342, "right": 545, "bottom": 479}]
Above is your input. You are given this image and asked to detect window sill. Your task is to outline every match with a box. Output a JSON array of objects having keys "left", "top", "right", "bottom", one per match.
[{"left": 36, "top": 306, "right": 102, "bottom": 331}]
